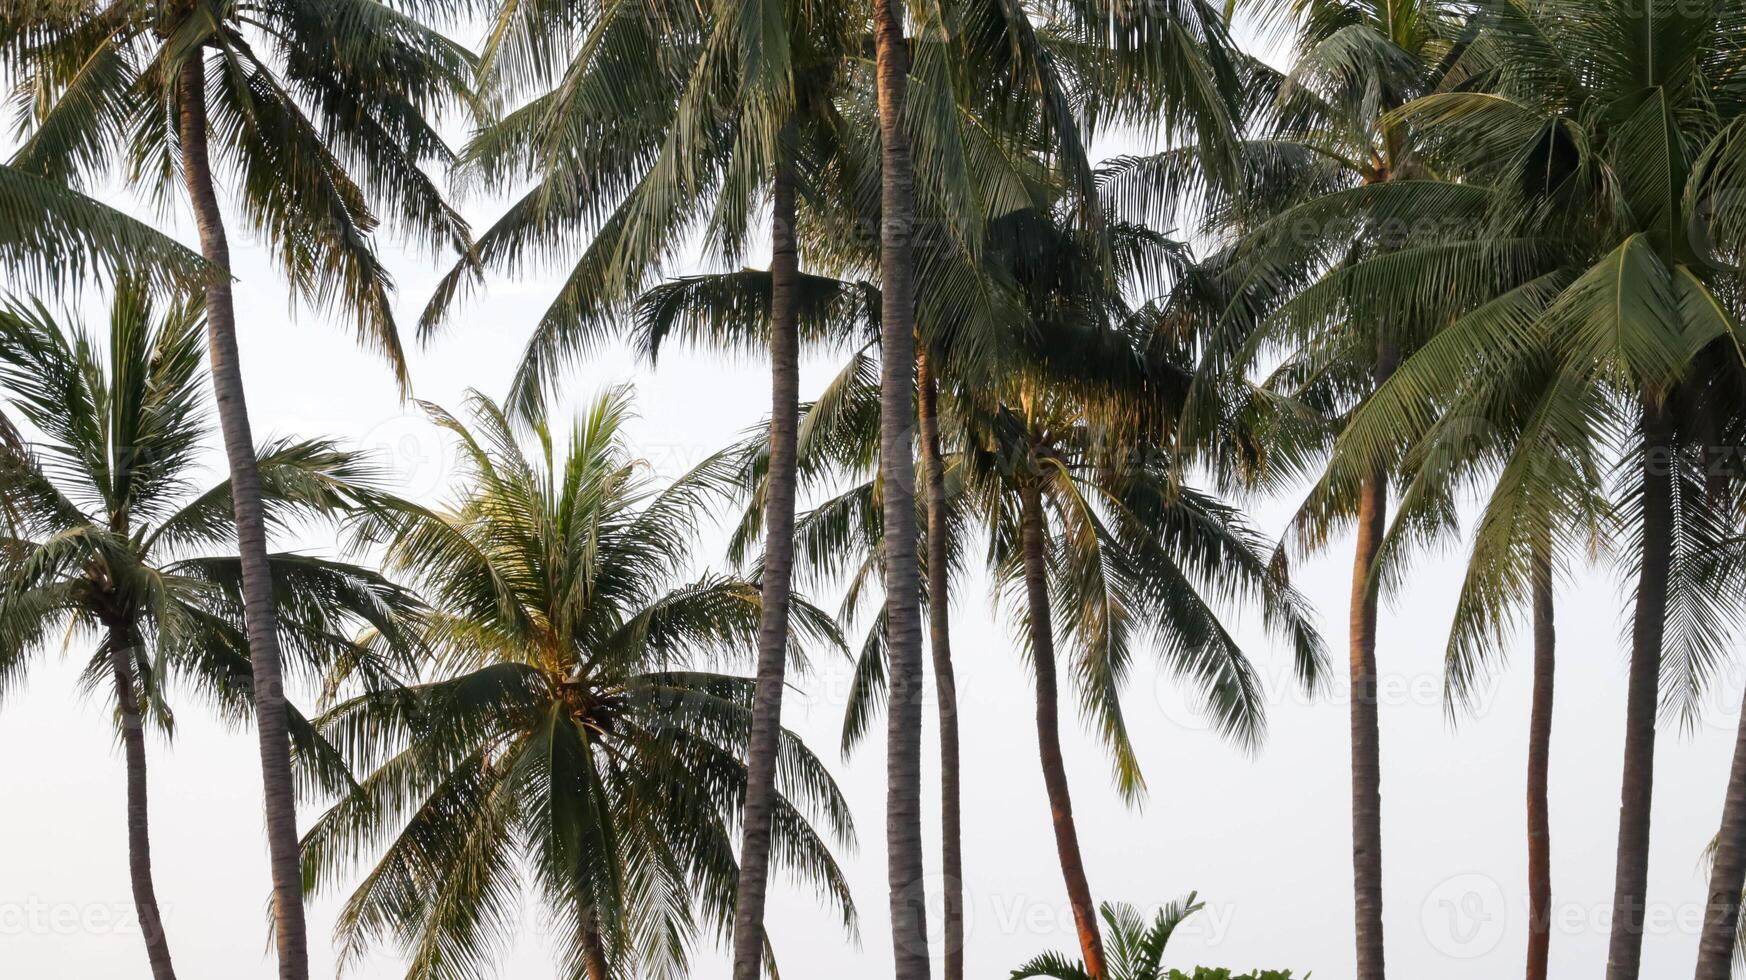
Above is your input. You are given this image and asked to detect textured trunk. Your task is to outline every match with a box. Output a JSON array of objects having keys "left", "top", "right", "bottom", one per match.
[
  {"left": 1019, "top": 483, "right": 1108, "bottom": 979},
  {"left": 176, "top": 55, "right": 308, "bottom": 980},
  {"left": 1350, "top": 346, "right": 1396, "bottom": 980},
  {"left": 107, "top": 630, "right": 178, "bottom": 980},
  {"left": 872, "top": 0, "right": 931, "bottom": 977},
  {"left": 581, "top": 907, "right": 610, "bottom": 980},
  {"left": 729, "top": 149, "right": 802, "bottom": 980},
  {"left": 1696, "top": 681, "right": 1746, "bottom": 980},
  {"left": 918, "top": 351, "right": 964, "bottom": 980},
  {"left": 1527, "top": 542, "right": 1555, "bottom": 980},
  {"left": 1606, "top": 400, "right": 1675, "bottom": 980}
]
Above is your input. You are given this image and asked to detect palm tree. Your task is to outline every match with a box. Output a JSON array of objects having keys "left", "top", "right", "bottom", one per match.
[
  {"left": 1324, "top": 0, "right": 1746, "bottom": 971},
  {"left": 423, "top": 5, "right": 896, "bottom": 972},
  {"left": 742, "top": 207, "right": 1323, "bottom": 979},
  {"left": 0, "top": 8, "right": 475, "bottom": 974},
  {"left": 1010, "top": 893, "right": 1298, "bottom": 980},
  {"left": 965, "top": 374, "right": 1322, "bottom": 978},
  {"left": 302, "top": 388, "right": 856, "bottom": 980},
  {"left": 1339, "top": 350, "right": 1608, "bottom": 980},
  {"left": 1010, "top": 895, "right": 1205, "bottom": 980},
  {"left": 865, "top": 1, "right": 930, "bottom": 970},
  {"left": 0, "top": 282, "right": 422, "bottom": 980},
  {"left": 1099, "top": 6, "right": 1485, "bottom": 972}
]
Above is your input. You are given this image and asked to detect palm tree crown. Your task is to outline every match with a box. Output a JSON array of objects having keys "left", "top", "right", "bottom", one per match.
[
  {"left": 0, "top": 281, "right": 421, "bottom": 980},
  {"left": 302, "top": 389, "right": 857, "bottom": 980}
]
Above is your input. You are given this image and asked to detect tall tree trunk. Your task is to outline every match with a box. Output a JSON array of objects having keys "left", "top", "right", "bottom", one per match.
[
  {"left": 1607, "top": 399, "right": 1675, "bottom": 980},
  {"left": 1019, "top": 482, "right": 1107, "bottom": 979},
  {"left": 176, "top": 54, "right": 309, "bottom": 980},
  {"left": 1350, "top": 346, "right": 1397, "bottom": 980},
  {"left": 1527, "top": 540, "right": 1555, "bottom": 980},
  {"left": 106, "top": 630, "right": 178, "bottom": 980},
  {"left": 872, "top": 1, "right": 931, "bottom": 977},
  {"left": 1696, "top": 682, "right": 1746, "bottom": 980},
  {"left": 918, "top": 351, "right": 964, "bottom": 980},
  {"left": 729, "top": 148, "right": 803, "bottom": 980}
]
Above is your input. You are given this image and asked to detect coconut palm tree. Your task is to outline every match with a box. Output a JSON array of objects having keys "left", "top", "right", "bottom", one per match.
[
  {"left": 301, "top": 388, "right": 856, "bottom": 980},
  {"left": 0, "top": 7, "right": 476, "bottom": 974},
  {"left": 423, "top": 5, "right": 905, "bottom": 972},
  {"left": 711, "top": 206, "right": 1323, "bottom": 979},
  {"left": 1334, "top": 331, "right": 1610, "bottom": 980},
  {"left": 1008, "top": 893, "right": 1298, "bottom": 980},
  {"left": 1315, "top": 0, "right": 1746, "bottom": 971},
  {"left": 0, "top": 281, "right": 422, "bottom": 980},
  {"left": 1098, "top": 5, "right": 1492, "bottom": 971}
]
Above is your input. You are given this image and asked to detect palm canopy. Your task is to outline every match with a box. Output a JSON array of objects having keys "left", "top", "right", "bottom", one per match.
[
  {"left": 701, "top": 204, "right": 1327, "bottom": 795},
  {"left": 430, "top": 0, "right": 1249, "bottom": 415},
  {"left": 1318, "top": 0, "right": 1746, "bottom": 714},
  {"left": 974, "top": 206, "right": 1324, "bottom": 786},
  {"left": 0, "top": 163, "right": 207, "bottom": 293},
  {"left": 0, "top": 0, "right": 476, "bottom": 383},
  {"left": 302, "top": 389, "right": 856, "bottom": 980},
  {"left": 0, "top": 281, "right": 419, "bottom": 788}
]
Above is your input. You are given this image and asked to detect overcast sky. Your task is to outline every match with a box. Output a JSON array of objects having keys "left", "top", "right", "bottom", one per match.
[{"left": 5, "top": 21, "right": 1746, "bottom": 980}]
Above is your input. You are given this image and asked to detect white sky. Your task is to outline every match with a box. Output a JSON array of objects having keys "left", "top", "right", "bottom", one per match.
[{"left": 3, "top": 18, "right": 1745, "bottom": 980}]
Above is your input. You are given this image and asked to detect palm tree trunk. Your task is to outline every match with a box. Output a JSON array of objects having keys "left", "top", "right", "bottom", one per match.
[
  {"left": 1606, "top": 399, "right": 1675, "bottom": 980},
  {"left": 729, "top": 146, "right": 802, "bottom": 980},
  {"left": 1527, "top": 540, "right": 1555, "bottom": 980},
  {"left": 872, "top": 1, "right": 931, "bottom": 976},
  {"left": 1695, "top": 681, "right": 1746, "bottom": 980},
  {"left": 918, "top": 350, "right": 964, "bottom": 980},
  {"left": 1019, "top": 482, "right": 1108, "bottom": 980},
  {"left": 1351, "top": 345, "right": 1397, "bottom": 980},
  {"left": 582, "top": 907, "right": 610, "bottom": 980},
  {"left": 106, "top": 631, "right": 178, "bottom": 980},
  {"left": 176, "top": 54, "right": 309, "bottom": 980}
]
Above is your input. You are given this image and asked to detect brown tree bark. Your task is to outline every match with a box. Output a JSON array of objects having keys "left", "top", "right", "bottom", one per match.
[
  {"left": 176, "top": 54, "right": 308, "bottom": 980},
  {"left": 1350, "top": 346, "right": 1397, "bottom": 980},
  {"left": 1527, "top": 542, "right": 1555, "bottom": 980},
  {"left": 1606, "top": 400, "right": 1675, "bottom": 980},
  {"left": 106, "top": 630, "right": 178, "bottom": 980},
  {"left": 1019, "top": 482, "right": 1107, "bottom": 979},
  {"left": 918, "top": 351, "right": 964, "bottom": 980},
  {"left": 1695, "top": 680, "right": 1746, "bottom": 980},
  {"left": 872, "top": 0, "right": 931, "bottom": 976},
  {"left": 728, "top": 146, "right": 803, "bottom": 980},
  {"left": 581, "top": 907, "right": 610, "bottom": 980}
]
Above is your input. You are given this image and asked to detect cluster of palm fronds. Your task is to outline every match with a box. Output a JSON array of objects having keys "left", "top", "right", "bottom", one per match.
[{"left": 5, "top": 0, "right": 1746, "bottom": 979}]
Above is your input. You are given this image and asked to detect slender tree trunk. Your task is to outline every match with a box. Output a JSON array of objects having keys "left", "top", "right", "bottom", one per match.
[
  {"left": 918, "top": 351, "right": 964, "bottom": 980},
  {"left": 1527, "top": 541, "right": 1555, "bottom": 980},
  {"left": 1696, "top": 682, "right": 1746, "bottom": 980},
  {"left": 106, "top": 630, "right": 178, "bottom": 980},
  {"left": 872, "top": 1, "right": 930, "bottom": 976},
  {"left": 176, "top": 54, "right": 308, "bottom": 980},
  {"left": 1607, "top": 399, "right": 1675, "bottom": 980},
  {"left": 581, "top": 907, "right": 610, "bottom": 980},
  {"left": 1019, "top": 482, "right": 1108, "bottom": 979},
  {"left": 1350, "top": 346, "right": 1397, "bottom": 980},
  {"left": 729, "top": 147, "right": 803, "bottom": 980}
]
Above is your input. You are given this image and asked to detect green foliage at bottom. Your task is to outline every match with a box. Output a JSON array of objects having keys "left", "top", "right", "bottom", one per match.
[{"left": 1011, "top": 894, "right": 1304, "bottom": 980}]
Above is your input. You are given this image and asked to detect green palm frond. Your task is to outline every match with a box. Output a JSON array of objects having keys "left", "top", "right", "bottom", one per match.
[{"left": 307, "top": 389, "right": 856, "bottom": 978}]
